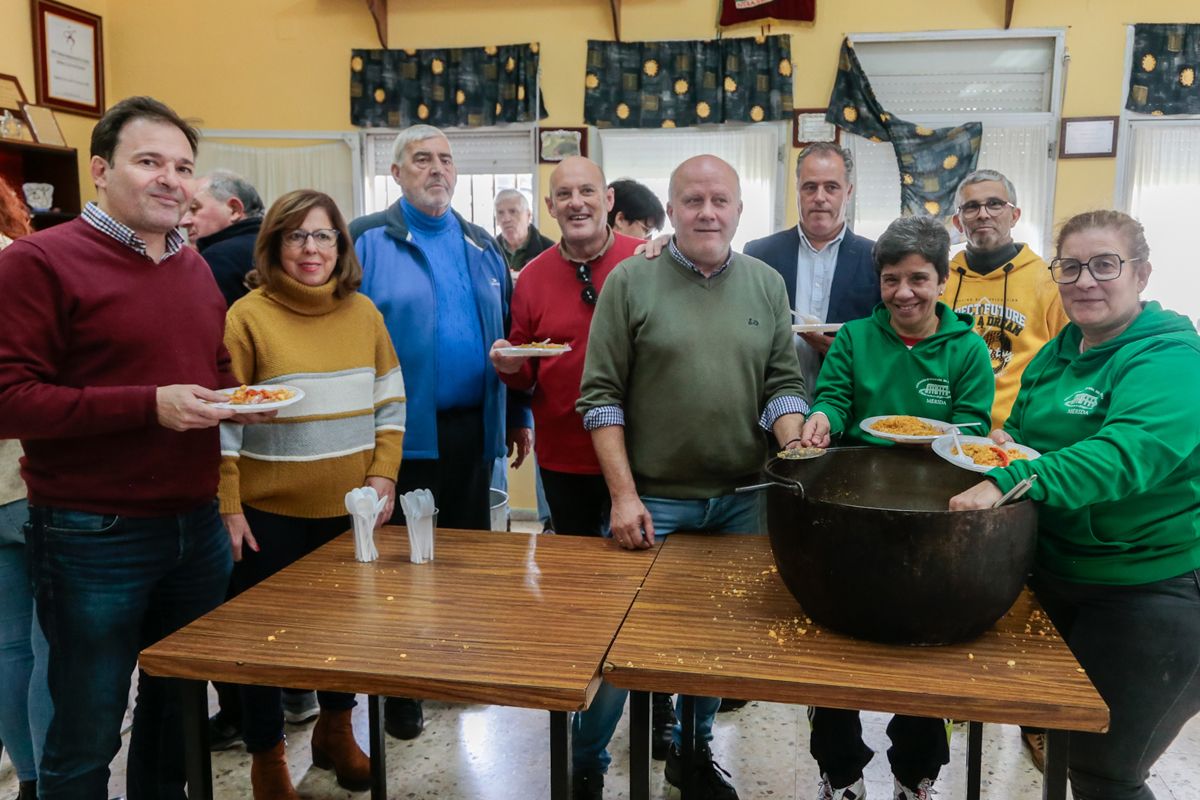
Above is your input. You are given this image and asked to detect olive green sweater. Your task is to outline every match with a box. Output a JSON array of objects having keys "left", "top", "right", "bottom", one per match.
[
  {"left": 577, "top": 250, "right": 805, "bottom": 498},
  {"left": 990, "top": 302, "right": 1200, "bottom": 585}
]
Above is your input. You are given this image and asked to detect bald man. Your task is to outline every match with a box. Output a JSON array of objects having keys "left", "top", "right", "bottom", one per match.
[
  {"left": 490, "top": 157, "right": 640, "bottom": 539},
  {"left": 574, "top": 156, "right": 808, "bottom": 800}
]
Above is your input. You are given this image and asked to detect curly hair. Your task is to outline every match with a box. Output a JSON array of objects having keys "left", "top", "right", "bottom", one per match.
[{"left": 0, "top": 177, "right": 33, "bottom": 241}]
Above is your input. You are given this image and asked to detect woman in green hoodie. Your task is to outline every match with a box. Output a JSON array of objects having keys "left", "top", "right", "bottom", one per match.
[
  {"left": 951, "top": 210, "right": 1200, "bottom": 800},
  {"left": 800, "top": 216, "right": 993, "bottom": 800}
]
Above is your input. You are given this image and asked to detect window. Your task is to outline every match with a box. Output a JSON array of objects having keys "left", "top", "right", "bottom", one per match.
[
  {"left": 362, "top": 128, "right": 537, "bottom": 234},
  {"left": 842, "top": 30, "right": 1064, "bottom": 254},
  {"left": 597, "top": 122, "right": 786, "bottom": 251}
]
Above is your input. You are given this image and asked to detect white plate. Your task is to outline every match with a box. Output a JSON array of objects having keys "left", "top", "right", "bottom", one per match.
[
  {"left": 792, "top": 323, "right": 843, "bottom": 334},
  {"left": 859, "top": 414, "right": 951, "bottom": 443},
  {"left": 932, "top": 434, "right": 1041, "bottom": 473},
  {"left": 495, "top": 345, "right": 572, "bottom": 357},
  {"left": 208, "top": 385, "right": 305, "bottom": 411}
]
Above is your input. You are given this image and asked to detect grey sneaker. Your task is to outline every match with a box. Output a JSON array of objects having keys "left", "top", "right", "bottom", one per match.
[
  {"left": 816, "top": 774, "right": 866, "bottom": 800},
  {"left": 281, "top": 689, "right": 319, "bottom": 724},
  {"left": 893, "top": 777, "right": 934, "bottom": 800}
]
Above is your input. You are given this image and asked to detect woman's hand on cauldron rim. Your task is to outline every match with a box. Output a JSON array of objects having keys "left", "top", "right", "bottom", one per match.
[
  {"left": 988, "top": 429, "right": 1015, "bottom": 446},
  {"left": 610, "top": 493, "right": 655, "bottom": 549},
  {"left": 948, "top": 480, "right": 1003, "bottom": 511},
  {"left": 800, "top": 412, "right": 831, "bottom": 449}
]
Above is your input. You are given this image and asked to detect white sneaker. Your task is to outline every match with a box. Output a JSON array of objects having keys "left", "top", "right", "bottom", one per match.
[
  {"left": 893, "top": 777, "right": 934, "bottom": 800},
  {"left": 281, "top": 689, "right": 319, "bottom": 724},
  {"left": 816, "top": 774, "right": 866, "bottom": 800}
]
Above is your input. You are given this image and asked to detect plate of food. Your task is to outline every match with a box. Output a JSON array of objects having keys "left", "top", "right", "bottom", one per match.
[
  {"left": 208, "top": 384, "right": 305, "bottom": 411},
  {"left": 859, "top": 414, "right": 952, "bottom": 443},
  {"left": 495, "top": 341, "right": 572, "bottom": 357},
  {"left": 792, "top": 322, "right": 844, "bottom": 334},
  {"left": 932, "top": 434, "right": 1041, "bottom": 473},
  {"left": 775, "top": 446, "right": 826, "bottom": 460}
]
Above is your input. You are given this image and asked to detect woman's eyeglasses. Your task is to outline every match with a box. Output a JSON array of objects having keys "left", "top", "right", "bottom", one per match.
[
  {"left": 1049, "top": 254, "right": 1137, "bottom": 285},
  {"left": 575, "top": 262, "right": 597, "bottom": 305},
  {"left": 283, "top": 228, "right": 339, "bottom": 250}
]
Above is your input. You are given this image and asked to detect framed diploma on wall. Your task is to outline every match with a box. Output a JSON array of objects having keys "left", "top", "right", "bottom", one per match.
[{"left": 32, "top": 0, "right": 105, "bottom": 118}]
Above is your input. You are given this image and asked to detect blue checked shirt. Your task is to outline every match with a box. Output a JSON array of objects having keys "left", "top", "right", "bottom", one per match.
[{"left": 81, "top": 202, "right": 187, "bottom": 262}]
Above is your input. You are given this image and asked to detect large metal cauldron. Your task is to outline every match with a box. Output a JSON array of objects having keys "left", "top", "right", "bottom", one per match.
[{"left": 765, "top": 447, "right": 1036, "bottom": 645}]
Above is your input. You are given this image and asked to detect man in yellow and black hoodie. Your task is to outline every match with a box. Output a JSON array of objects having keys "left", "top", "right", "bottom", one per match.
[{"left": 944, "top": 170, "right": 1069, "bottom": 430}]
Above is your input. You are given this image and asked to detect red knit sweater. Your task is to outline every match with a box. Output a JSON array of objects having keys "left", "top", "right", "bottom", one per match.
[
  {"left": 501, "top": 233, "right": 641, "bottom": 474},
  {"left": 0, "top": 219, "right": 234, "bottom": 515}
]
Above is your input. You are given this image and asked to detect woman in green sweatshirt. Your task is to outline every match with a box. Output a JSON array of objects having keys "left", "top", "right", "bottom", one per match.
[
  {"left": 800, "top": 216, "right": 993, "bottom": 800},
  {"left": 951, "top": 210, "right": 1200, "bottom": 800}
]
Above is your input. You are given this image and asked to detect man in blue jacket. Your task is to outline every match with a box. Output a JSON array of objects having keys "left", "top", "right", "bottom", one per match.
[
  {"left": 744, "top": 143, "right": 879, "bottom": 399},
  {"left": 350, "top": 124, "right": 532, "bottom": 741}
]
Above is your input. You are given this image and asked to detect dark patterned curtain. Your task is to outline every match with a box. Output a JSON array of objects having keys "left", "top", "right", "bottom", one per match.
[
  {"left": 584, "top": 35, "right": 794, "bottom": 129},
  {"left": 1126, "top": 24, "right": 1200, "bottom": 115},
  {"left": 350, "top": 44, "right": 547, "bottom": 128},
  {"left": 825, "top": 39, "right": 982, "bottom": 223}
]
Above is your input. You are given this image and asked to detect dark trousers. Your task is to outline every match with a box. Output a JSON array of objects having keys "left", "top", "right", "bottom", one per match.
[
  {"left": 27, "top": 502, "right": 232, "bottom": 800},
  {"left": 1032, "top": 568, "right": 1200, "bottom": 800},
  {"left": 234, "top": 506, "right": 356, "bottom": 753},
  {"left": 808, "top": 706, "right": 949, "bottom": 790},
  {"left": 390, "top": 407, "right": 490, "bottom": 531},
  {"left": 539, "top": 468, "right": 610, "bottom": 537}
]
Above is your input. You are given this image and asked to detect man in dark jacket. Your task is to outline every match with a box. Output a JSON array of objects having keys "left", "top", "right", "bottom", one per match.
[
  {"left": 744, "top": 143, "right": 880, "bottom": 399},
  {"left": 493, "top": 188, "right": 552, "bottom": 273},
  {"left": 183, "top": 169, "right": 264, "bottom": 307}
]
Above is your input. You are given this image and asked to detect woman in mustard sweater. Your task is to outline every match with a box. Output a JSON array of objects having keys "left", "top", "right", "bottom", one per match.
[
  {"left": 951, "top": 211, "right": 1200, "bottom": 799},
  {"left": 219, "top": 190, "right": 406, "bottom": 800}
]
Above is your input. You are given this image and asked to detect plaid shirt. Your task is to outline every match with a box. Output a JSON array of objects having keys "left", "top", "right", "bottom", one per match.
[{"left": 81, "top": 202, "right": 187, "bottom": 262}]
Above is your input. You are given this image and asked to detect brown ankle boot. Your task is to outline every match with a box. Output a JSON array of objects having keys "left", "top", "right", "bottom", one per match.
[
  {"left": 311, "top": 708, "right": 372, "bottom": 791},
  {"left": 250, "top": 739, "right": 300, "bottom": 800}
]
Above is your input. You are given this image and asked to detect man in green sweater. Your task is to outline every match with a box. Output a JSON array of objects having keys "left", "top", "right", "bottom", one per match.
[{"left": 575, "top": 155, "right": 807, "bottom": 800}]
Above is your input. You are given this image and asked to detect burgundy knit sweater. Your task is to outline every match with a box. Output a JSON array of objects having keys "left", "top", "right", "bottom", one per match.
[{"left": 0, "top": 219, "right": 234, "bottom": 515}]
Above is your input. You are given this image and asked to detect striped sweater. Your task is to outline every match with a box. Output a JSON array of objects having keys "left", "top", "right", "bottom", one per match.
[{"left": 218, "top": 276, "right": 405, "bottom": 518}]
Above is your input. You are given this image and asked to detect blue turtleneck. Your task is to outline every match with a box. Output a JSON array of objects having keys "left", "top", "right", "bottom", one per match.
[{"left": 401, "top": 198, "right": 485, "bottom": 410}]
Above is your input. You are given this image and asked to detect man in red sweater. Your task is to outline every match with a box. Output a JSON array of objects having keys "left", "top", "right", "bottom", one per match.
[
  {"left": 0, "top": 96, "right": 268, "bottom": 800},
  {"left": 490, "top": 156, "right": 640, "bottom": 539}
]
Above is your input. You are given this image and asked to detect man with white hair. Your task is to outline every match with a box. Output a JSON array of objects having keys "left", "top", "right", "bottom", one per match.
[
  {"left": 181, "top": 169, "right": 265, "bottom": 307},
  {"left": 350, "top": 124, "right": 532, "bottom": 741},
  {"left": 493, "top": 188, "right": 552, "bottom": 273}
]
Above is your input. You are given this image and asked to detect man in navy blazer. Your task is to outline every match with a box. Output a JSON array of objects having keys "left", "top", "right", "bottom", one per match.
[{"left": 744, "top": 142, "right": 879, "bottom": 397}]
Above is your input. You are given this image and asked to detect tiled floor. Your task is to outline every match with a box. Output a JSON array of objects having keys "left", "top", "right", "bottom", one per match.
[{"left": 2, "top": 695, "right": 1197, "bottom": 798}]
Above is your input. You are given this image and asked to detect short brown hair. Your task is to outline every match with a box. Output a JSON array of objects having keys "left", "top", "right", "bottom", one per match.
[
  {"left": 90, "top": 96, "right": 199, "bottom": 163},
  {"left": 249, "top": 190, "right": 362, "bottom": 298},
  {"left": 1055, "top": 210, "right": 1150, "bottom": 262}
]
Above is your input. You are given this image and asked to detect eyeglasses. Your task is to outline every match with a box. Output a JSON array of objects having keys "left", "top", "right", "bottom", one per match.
[
  {"left": 575, "top": 262, "right": 597, "bottom": 305},
  {"left": 957, "top": 199, "right": 1015, "bottom": 219},
  {"left": 1049, "top": 253, "right": 1137, "bottom": 285},
  {"left": 282, "top": 228, "right": 339, "bottom": 250},
  {"left": 627, "top": 219, "right": 657, "bottom": 239}
]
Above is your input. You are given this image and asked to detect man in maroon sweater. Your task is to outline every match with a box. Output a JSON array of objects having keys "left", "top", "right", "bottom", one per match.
[
  {"left": 0, "top": 96, "right": 266, "bottom": 800},
  {"left": 490, "top": 156, "right": 640, "bottom": 539}
]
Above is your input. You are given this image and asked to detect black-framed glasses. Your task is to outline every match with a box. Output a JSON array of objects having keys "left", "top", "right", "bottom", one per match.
[
  {"left": 575, "top": 262, "right": 597, "bottom": 305},
  {"left": 957, "top": 199, "right": 1015, "bottom": 219},
  {"left": 1049, "top": 253, "right": 1136, "bottom": 285},
  {"left": 282, "top": 228, "right": 339, "bottom": 250}
]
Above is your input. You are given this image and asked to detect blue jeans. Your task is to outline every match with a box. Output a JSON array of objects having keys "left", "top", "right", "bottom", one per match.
[
  {"left": 0, "top": 498, "right": 52, "bottom": 783},
  {"left": 26, "top": 502, "right": 232, "bottom": 800},
  {"left": 572, "top": 491, "right": 762, "bottom": 772}
]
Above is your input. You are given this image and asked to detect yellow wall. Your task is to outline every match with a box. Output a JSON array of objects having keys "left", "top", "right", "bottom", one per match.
[{"left": 2, "top": 0, "right": 1195, "bottom": 509}]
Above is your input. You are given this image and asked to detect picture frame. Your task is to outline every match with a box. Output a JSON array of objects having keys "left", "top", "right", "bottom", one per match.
[
  {"left": 538, "top": 127, "right": 588, "bottom": 163},
  {"left": 22, "top": 102, "right": 66, "bottom": 146},
  {"left": 0, "top": 73, "right": 29, "bottom": 114},
  {"left": 32, "top": 0, "right": 105, "bottom": 118},
  {"left": 1059, "top": 116, "right": 1118, "bottom": 159},
  {"left": 792, "top": 108, "right": 840, "bottom": 149}
]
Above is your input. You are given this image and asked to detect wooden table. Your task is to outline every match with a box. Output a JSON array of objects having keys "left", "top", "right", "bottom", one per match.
[
  {"left": 141, "top": 527, "right": 659, "bottom": 800},
  {"left": 604, "top": 533, "right": 1110, "bottom": 800}
]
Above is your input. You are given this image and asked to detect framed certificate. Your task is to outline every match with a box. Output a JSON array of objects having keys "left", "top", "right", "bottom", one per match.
[
  {"left": 0, "top": 73, "right": 28, "bottom": 114},
  {"left": 793, "top": 108, "right": 840, "bottom": 148},
  {"left": 22, "top": 102, "right": 66, "bottom": 146},
  {"left": 32, "top": 0, "right": 105, "bottom": 118},
  {"left": 1059, "top": 116, "right": 1119, "bottom": 159}
]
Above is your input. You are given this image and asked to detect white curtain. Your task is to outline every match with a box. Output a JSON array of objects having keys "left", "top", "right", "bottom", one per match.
[
  {"left": 1126, "top": 123, "right": 1200, "bottom": 327},
  {"left": 597, "top": 123, "right": 784, "bottom": 251},
  {"left": 846, "top": 123, "right": 1050, "bottom": 254},
  {"left": 195, "top": 141, "right": 355, "bottom": 222}
]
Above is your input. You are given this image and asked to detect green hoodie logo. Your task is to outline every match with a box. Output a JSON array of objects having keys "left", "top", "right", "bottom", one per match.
[
  {"left": 1063, "top": 387, "right": 1104, "bottom": 415},
  {"left": 917, "top": 377, "right": 950, "bottom": 406}
]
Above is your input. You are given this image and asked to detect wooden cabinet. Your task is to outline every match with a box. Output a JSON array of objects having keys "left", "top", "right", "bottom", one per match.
[{"left": 0, "top": 139, "right": 81, "bottom": 230}]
